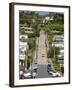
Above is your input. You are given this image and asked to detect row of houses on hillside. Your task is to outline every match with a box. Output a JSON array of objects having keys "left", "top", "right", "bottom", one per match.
[
  {"left": 19, "top": 36, "right": 28, "bottom": 70},
  {"left": 52, "top": 34, "right": 64, "bottom": 64},
  {"left": 20, "top": 24, "right": 33, "bottom": 33},
  {"left": 19, "top": 23, "right": 34, "bottom": 72}
]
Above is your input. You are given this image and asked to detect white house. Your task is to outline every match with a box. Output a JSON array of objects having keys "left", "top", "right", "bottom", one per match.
[
  {"left": 19, "top": 42, "right": 28, "bottom": 49},
  {"left": 19, "top": 47, "right": 27, "bottom": 55},
  {"left": 19, "top": 42, "right": 28, "bottom": 55},
  {"left": 59, "top": 49, "right": 64, "bottom": 54},
  {"left": 20, "top": 23, "right": 33, "bottom": 33},
  {"left": 20, "top": 26, "right": 32, "bottom": 31},
  {"left": 58, "top": 54, "right": 64, "bottom": 59},
  {"left": 45, "top": 16, "right": 53, "bottom": 21},
  {"left": 53, "top": 35, "right": 64, "bottom": 42},
  {"left": 19, "top": 54, "right": 26, "bottom": 67},
  {"left": 43, "top": 16, "right": 53, "bottom": 23},
  {"left": 19, "top": 54, "right": 26, "bottom": 60},
  {"left": 19, "top": 35, "right": 28, "bottom": 40},
  {"left": 51, "top": 30, "right": 60, "bottom": 34},
  {"left": 54, "top": 35, "right": 64, "bottom": 39},
  {"left": 52, "top": 42, "right": 64, "bottom": 48},
  {"left": 19, "top": 34, "right": 28, "bottom": 42}
]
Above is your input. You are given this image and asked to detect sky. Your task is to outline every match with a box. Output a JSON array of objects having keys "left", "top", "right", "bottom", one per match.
[
  {"left": 35, "top": 11, "right": 49, "bottom": 15},
  {"left": 19, "top": 10, "right": 64, "bottom": 16}
]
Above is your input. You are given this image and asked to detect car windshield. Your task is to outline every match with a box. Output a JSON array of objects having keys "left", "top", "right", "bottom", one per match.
[
  {"left": 47, "top": 64, "right": 51, "bottom": 67},
  {"left": 48, "top": 65, "right": 51, "bottom": 67}
]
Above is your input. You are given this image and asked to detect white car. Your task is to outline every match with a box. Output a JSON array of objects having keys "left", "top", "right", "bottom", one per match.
[
  {"left": 19, "top": 70, "right": 23, "bottom": 75},
  {"left": 24, "top": 72, "right": 32, "bottom": 78},
  {"left": 49, "top": 71, "right": 61, "bottom": 77}
]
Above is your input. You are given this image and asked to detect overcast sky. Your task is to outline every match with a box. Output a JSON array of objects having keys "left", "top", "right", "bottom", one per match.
[{"left": 19, "top": 10, "right": 64, "bottom": 16}]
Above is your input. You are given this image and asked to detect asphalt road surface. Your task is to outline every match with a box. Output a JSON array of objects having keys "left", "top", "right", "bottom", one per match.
[
  {"left": 37, "top": 65, "right": 52, "bottom": 78},
  {"left": 36, "top": 30, "right": 51, "bottom": 78},
  {"left": 37, "top": 30, "right": 48, "bottom": 65}
]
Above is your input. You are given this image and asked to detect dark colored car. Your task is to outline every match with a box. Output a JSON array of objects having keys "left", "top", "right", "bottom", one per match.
[
  {"left": 47, "top": 64, "right": 52, "bottom": 72},
  {"left": 19, "top": 74, "right": 24, "bottom": 79}
]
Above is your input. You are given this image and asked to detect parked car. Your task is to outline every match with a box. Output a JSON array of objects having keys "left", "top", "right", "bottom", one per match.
[
  {"left": 47, "top": 64, "right": 61, "bottom": 77},
  {"left": 34, "top": 62, "right": 37, "bottom": 64},
  {"left": 24, "top": 72, "right": 32, "bottom": 79},
  {"left": 49, "top": 70, "right": 61, "bottom": 77},
  {"left": 19, "top": 70, "right": 24, "bottom": 79}
]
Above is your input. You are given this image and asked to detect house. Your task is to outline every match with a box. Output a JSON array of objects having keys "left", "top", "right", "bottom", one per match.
[
  {"left": 59, "top": 49, "right": 64, "bottom": 54},
  {"left": 53, "top": 35, "right": 64, "bottom": 42},
  {"left": 19, "top": 23, "right": 33, "bottom": 34},
  {"left": 20, "top": 23, "right": 33, "bottom": 32},
  {"left": 19, "top": 54, "right": 26, "bottom": 67},
  {"left": 45, "top": 16, "right": 53, "bottom": 21},
  {"left": 19, "top": 54, "right": 26, "bottom": 60},
  {"left": 19, "top": 42, "right": 28, "bottom": 48},
  {"left": 20, "top": 24, "right": 32, "bottom": 31},
  {"left": 19, "top": 42, "right": 28, "bottom": 70},
  {"left": 19, "top": 23, "right": 29, "bottom": 28},
  {"left": 19, "top": 47, "right": 27, "bottom": 55},
  {"left": 51, "top": 34, "right": 64, "bottom": 65},
  {"left": 51, "top": 30, "right": 60, "bottom": 34},
  {"left": 58, "top": 54, "right": 64, "bottom": 59},
  {"left": 19, "top": 42, "right": 28, "bottom": 55},
  {"left": 19, "top": 35, "right": 28, "bottom": 42},
  {"left": 21, "top": 27, "right": 32, "bottom": 31},
  {"left": 52, "top": 42, "right": 64, "bottom": 49},
  {"left": 20, "top": 35, "right": 28, "bottom": 40},
  {"left": 21, "top": 26, "right": 33, "bottom": 33},
  {"left": 43, "top": 16, "right": 53, "bottom": 23},
  {"left": 58, "top": 54, "right": 64, "bottom": 64}
]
